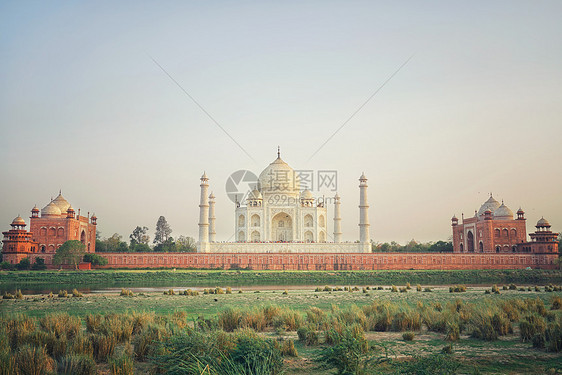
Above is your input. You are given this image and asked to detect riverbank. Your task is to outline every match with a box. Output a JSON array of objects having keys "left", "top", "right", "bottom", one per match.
[{"left": 1, "top": 269, "right": 561, "bottom": 294}]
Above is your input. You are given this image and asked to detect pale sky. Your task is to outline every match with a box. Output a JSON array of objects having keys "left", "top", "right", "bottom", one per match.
[{"left": 1, "top": 1, "right": 561, "bottom": 245}]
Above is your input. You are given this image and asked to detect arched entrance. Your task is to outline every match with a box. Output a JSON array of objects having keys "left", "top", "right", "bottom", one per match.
[
  {"left": 304, "top": 231, "right": 313, "bottom": 242},
  {"left": 272, "top": 212, "right": 292, "bottom": 242},
  {"left": 80, "top": 230, "right": 86, "bottom": 245},
  {"left": 467, "top": 231, "right": 474, "bottom": 252}
]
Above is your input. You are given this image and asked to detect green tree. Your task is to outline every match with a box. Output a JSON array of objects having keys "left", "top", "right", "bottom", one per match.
[
  {"left": 53, "top": 240, "right": 86, "bottom": 269},
  {"left": 16, "top": 257, "right": 31, "bottom": 270},
  {"left": 154, "top": 216, "right": 172, "bottom": 245},
  {"left": 175, "top": 235, "right": 196, "bottom": 252},
  {"left": 31, "top": 257, "right": 47, "bottom": 270},
  {"left": 130, "top": 226, "right": 150, "bottom": 246},
  {"left": 83, "top": 253, "right": 108, "bottom": 266}
]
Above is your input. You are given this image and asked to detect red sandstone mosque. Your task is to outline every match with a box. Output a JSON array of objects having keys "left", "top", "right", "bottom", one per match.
[
  {"left": 451, "top": 194, "right": 558, "bottom": 256},
  {"left": 2, "top": 192, "right": 97, "bottom": 265}
]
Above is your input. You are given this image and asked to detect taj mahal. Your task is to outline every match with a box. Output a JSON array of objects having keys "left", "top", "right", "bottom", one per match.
[{"left": 196, "top": 149, "right": 371, "bottom": 253}]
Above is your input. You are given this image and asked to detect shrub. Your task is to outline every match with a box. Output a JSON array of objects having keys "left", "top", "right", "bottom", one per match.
[
  {"left": 391, "top": 285, "right": 398, "bottom": 293},
  {"left": 90, "top": 334, "right": 116, "bottom": 362},
  {"left": 72, "top": 289, "right": 83, "bottom": 298},
  {"left": 323, "top": 285, "right": 333, "bottom": 292},
  {"left": 551, "top": 296, "right": 562, "bottom": 310},
  {"left": 120, "top": 289, "right": 134, "bottom": 297},
  {"left": 2, "top": 292, "right": 14, "bottom": 299},
  {"left": 509, "top": 283, "right": 517, "bottom": 290},
  {"left": 16, "top": 257, "right": 31, "bottom": 270},
  {"left": 14, "top": 345, "right": 55, "bottom": 375},
  {"left": 58, "top": 290, "right": 68, "bottom": 298},
  {"left": 416, "top": 284, "right": 422, "bottom": 292},
  {"left": 31, "top": 257, "right": 47, "bottom": 270},
  {"left": 446, "top": 321, "right": 460, "bottom": 341},
  {"left": 229, "top": 334, "right": 284, "bottom": 375},
  {"left": 520, "top": 314, "right": 547, "bottom": 342},
  {"left": 423, "top": 287, "right": 432, "bottom": 292},
  {"left": 215, "top": 287, "right": 224, "bottom": 295},
  {"left": 15, "top": 290, "right": 23, "bottom": 300},
  {"left": 399, "top": 287, "right": 408, "bottom": 293},
  {"left": 403, "top": 332, "right": 415, "bottom": 341},
  {"left": 0, "top": 261, "right": 15, "bottom": 270},
  {"left": 226, "top": 287, "right": 232, "bottom": 294},
  {"left": 58, "top": 355, "right": 96, "bottom": 375},
  {"left": 39, "top": 313, "right": 81, "bottom": 340},
  {"left": 83, "top": 253, "right": 108, "bottom": 266},
  {"left": 319, "top": 325, "right": 370, "bottom": 375},
  {"left": 492, "top": 285, "right": 499, "bottom": 293},
  {"left": 280, "top": 339, "right": 298, "bottom": 357},
  {"left": 282, "top": 290, "right": 288, "bottom": 295},
  {"left": 109, "top": 355, "right": 134, "bottom": 375}
]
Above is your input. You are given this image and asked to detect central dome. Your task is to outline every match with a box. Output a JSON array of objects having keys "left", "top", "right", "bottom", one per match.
[
  {"left": 258, "top": 152, "right": 300, "bottom": 195},
  {"left": 477, "top": 195, "right": 501, "bottom": 218}
]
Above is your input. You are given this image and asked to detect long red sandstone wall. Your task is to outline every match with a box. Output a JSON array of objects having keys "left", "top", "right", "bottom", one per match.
[{"left": 94, "top": 252, "right": 559, "bottom": 270}]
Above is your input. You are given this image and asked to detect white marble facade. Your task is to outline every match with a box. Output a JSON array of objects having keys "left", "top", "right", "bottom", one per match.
[{"left": 197, "top": 150, "right": 370, "bottom": 253}]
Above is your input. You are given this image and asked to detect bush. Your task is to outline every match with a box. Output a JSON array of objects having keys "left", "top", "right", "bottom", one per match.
[
  {"left": 58, "top": 355, "right": 97, "bottom": 375},
  {"left": 279, "top": 339, "right": 298, "bottom": 357},
  {"left": 416, "top": 284, "right": 422, "bottom": 292},
  {"left": 0, "top": 261, "right": 15, "bottom": 270},
  {"left": 72, "top": 289, "right": 83, "bottom": 298},
  {"left": 83, "top": 253, "right": 108, "bottom": 266},
  {"left": 391, "top": 285, "right": 398, "bottom": 293},
  {"left": 31, "top": 257, "right": 47, "bottom": 270},
  {"left": 319, "top": 325, "right": 370, "bottom": 375},
  {"left": 15, "top": 345, "right": 55, "bottom": 375},
  {"left": 520, "top": 314, "right": 547, "bottom": 342},
  {"left": 120, "top": 288, "right": 134, "bottom": 297},
  {"left": 423, "top": 287, "right": 433, "bottom": 292},
  {"left": 509, "top": 283, "right": 517, "bottom": 290},
  {"left": 16, "top": 257, "right": 31, "bottom": 270},
  {"left": 403, "top": 332, "right": 415, "bottom": 341},
  {"left": 58, "top": 290, "right": 68, "bottom": 298},
  {"left": 109, "top": 355, "right": 134, "bottom": 375},
  {"left": 90, "top": 334, "right": 116, "bottom": 362},
  {"left": 551, "top": 296, "right": 562, "bottom": 310}
]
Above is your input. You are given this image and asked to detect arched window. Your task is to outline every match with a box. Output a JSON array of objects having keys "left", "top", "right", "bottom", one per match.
[
  {"left": 40, "top": 245, "right": 46, "bottom": 253},
  {"left": 460, "top": 243, "right": 464, "bottom": 252},
  {"left": 512, "top": 245, "right": 517, "bottom": 252},
  {"left": 494, "top": 229, "right": 500, "bottom": 238},
  {"left": 251, "top": 214, "right": 260, "bottom": 227},
  {"left": 496, "top": 246, "right": 500, "bottom": 253},
  {"left": 511, "top": 229, "right": 517, "bottom": 238},
  {"left": 479, "top": 241, "right": 484, "bottom": 252},
  {"left": 238, "top": 231, "right": 245, "bottom": 242},
  {"left": 304, "top": 231, "right": 313, "bottom": 243},
  {"left": 304, "top": 215, "right": 313, "bottom": 227},
  {"left": 319, "top": 215, "right": 325, "bottom": 227},
  {"left": 238, "top": 215, "right": 245, "bottom": 227},
  {"left": 319, "top": 231, "right": 326, "bottom": 243},
  {"left": 278, "top": 221, "right": 284, "bottom": 228},
  {"left": 49, "top": 227, "right": 56, "bottom": 237},
  {"left": 57, "top": 228, "right": 64, "bottom": 238},
  {"left": 80, "top": 230, "right": 86, "bottom": 244},
  {"left": 40, "top": 228, "right": 47, "bottom": 236},
  {"left": 503, "top": 229, "right": 509, "bottom": 238},
  {"left": 251, "top": 231, "right": 260, "bottom": 242}
]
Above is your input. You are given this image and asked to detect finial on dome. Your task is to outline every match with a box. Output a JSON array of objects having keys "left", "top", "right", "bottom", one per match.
[{"left": 277, "top": 146, "right": 280, "bottom": 158}]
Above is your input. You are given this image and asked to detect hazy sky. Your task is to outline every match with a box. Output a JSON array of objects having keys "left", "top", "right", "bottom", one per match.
[{"left": 1, "top": 1, "right": 561, "bottom": 244}]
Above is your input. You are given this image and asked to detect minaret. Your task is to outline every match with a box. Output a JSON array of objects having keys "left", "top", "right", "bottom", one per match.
[
  {"left": 208, "top": 192, "right": 216, "bottom": 243},
  {"left": 198, "top": 172, "right": 210, "bottom": 252},
  {"left": 333, "top": 192, "right": 342, "bottom": 243},
  {"left": 358, "top": 173, "right": 370, "bottom": 252}
]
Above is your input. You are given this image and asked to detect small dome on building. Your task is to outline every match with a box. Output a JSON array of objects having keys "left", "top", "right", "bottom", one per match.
[
  {"left": 536, "top": 217, "right": 551, "bottom": 227},
  {"left": 477, "top": 194, "right": 501, "bottom": 217},
  {"left": 248, "top": 189, "right": 262, "bottom": 200},
  {"left": 67, "top": 205, "right": 75, "bottom": 212},
  {"left": 11, "top": 216, "right": 26, "bottom": 226},
  {"left": 451, "top": 215, "right": 458, "bottom": 221},
  {"left": 301, "top": 189, "right": 313, "bottom": 200},
  {"left": 41, "top": 201, "right": 62, "bottom": 216},
  {"left": 493, "top": 202, "right": 514, "bottom": 220},
  {"left": 359, "top": 172, "right": 367, "bottom": 180},
  {"left": 31, "top": 205, "right": 39, "bottom": 212},
  {"left": 209, "top": 192, "right": 215, "bottom": 200},
  {"left": 517, "top": 207, "right": 525, "bottom": 214},
  {"left": 52, "top": 192, "right": 71, "bottom": 212}
]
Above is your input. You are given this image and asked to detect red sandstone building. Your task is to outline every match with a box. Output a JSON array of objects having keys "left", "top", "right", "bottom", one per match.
[
  {"left": 1, "top": 192, "right": 97, "bottom": 265},
  {"left": 452, "top": 194, "right": 558, "bottom": 255}
]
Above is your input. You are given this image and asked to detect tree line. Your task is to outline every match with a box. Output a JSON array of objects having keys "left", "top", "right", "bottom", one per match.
[
  {"left": 372, "top": 239, "right": 453, "bottom": 253},
  {"left": 95, "top": 216, "right": 197, "bottom": 253}
]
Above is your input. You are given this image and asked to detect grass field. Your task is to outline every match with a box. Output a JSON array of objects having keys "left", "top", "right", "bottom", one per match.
[
  {"left": 1, "top": 269, "right": 561, "bottom": 293},
  {"left": 1, "top": 282, "right": 561, "bottom": 374}
]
